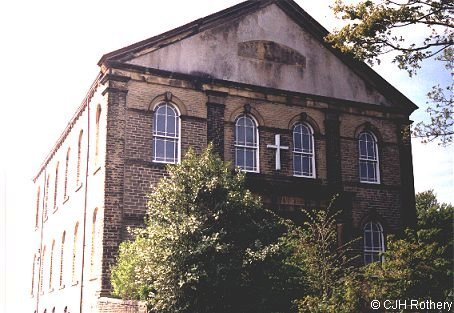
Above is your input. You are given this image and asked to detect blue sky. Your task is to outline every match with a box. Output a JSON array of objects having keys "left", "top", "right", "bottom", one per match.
[{"left": 0, "top": 1, "right": 452, "bottom": 312}]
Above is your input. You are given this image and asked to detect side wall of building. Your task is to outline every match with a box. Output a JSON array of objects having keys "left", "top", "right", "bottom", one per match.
[{"left": 31, "top": 81, "right": 108, "bottom": 313}]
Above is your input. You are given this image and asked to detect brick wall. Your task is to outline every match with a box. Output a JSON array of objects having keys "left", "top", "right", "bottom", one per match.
[
  {"left": 31, "top": 65, "right": 415, "bottom": 311},
  {"left": 97, "top": 297, "right": 147, "bottom": 313},
  {"left": 31, "top": 80, "right": 107, "bottom": 313}
]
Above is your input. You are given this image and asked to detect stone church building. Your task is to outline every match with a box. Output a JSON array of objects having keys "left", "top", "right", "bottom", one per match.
[{"left": 30, "top": 0, "right": 417, "bottom": 312}]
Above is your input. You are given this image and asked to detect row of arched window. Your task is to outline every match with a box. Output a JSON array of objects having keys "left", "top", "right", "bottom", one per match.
[
  {"left": 31, "top": 209, "right": 98, "bottom": 296},
  {"left": 34, "top": 306, "right": 69, "bottom": 313},
  {"left": 35, "top": 105, "right": 102, "bottom": 228},
  {"left": 153, "top": 102, "right": 380, "bottom": 183}
]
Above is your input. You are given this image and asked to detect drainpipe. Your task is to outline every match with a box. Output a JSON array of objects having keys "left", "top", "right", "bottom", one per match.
[
  {"left": 79, "top": 100, "right": 91, "bottom": 313},
  {"left": 36, "top": 170, "right": 47, "bottom": 313}
]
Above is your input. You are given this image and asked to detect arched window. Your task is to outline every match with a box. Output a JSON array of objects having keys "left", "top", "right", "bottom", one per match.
[
  {"left": 235, "top": 114, "right": 259, "bottom": 172},
  {"left": 64, "top": 148, "right": 70, "bottom": 199},
  {"left": 90, "top": 208, "right": 98, "bottom": 273},
  {"left": 95, "top": 105, "right": 102, "bottom": 164},
  {"left": 35, "top": 187, "right": 40, "bottom": 228},
  {"left": 293, "top": 123, "right": 315, "bottom": 177},
  {"left": 153, "top": 103, "right": 180, "bottom": 163},
  {"left": 363, "top": 221, "right": 385, "bottom": 264},
  {"left": 53, "top": 163, "right": 59, "bottom": 210},
  {"left": 358, "top": 132, "right": 379, "bottom": 183},
  {"left": 44, "top": 175, "right": 50, "bottom": 221},
  {"left": 76, "top": 130, "right": 83, "bottom": 186},
  {"left": 59, "top": 231, "right": 66, "bottom": 287},
  {"left": 31, "top": 254, "right": 36, "bottom": 295},
  {"left": 72, "top": 222, "right": 79, "bottom": 283},
  {"left": 49, "top": 240, "right": 55, "bottom": 290},
  {"left": 40, "top": 246, "right": 46, "bottom": 293}
]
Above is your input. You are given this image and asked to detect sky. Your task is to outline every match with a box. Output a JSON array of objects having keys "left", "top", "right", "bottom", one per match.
[{"left": 0, "top": 1, "right": 452, "bottom": 312}]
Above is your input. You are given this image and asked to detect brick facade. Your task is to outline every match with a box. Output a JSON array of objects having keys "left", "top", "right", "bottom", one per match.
[{"left": 30, "top": 1, "right": 417, "bottom": 312}]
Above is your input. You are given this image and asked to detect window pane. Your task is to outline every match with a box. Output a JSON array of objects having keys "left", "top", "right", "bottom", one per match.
[
  {"left": 294, "top": 154, "right": 302, "bottom": 175},
  {"left": 294, "top": 132, "right": 302, "bottom": 151},
  {"left": 302, "top": 155, "right": 311, "bottom": 176},
  {"left": 371, "top": 223, "right": 379, "bottom": 232},
  {"left": 167, "top": 116, "right": 176, "bottom": 137},
  {"left": 155, "top": 114, "right": 166, "bottom": 135},
  {"left": 245, "top": 149, "right": 255, "bottom": 170},
  {"left": 360, "top": 161, "right": 368, "bottom": 180},
  {"left": 367, "top": 162, "right": 376, "bottom": 181},
  {"left": 245, "top": 126, "right": 254, "bottom": 145},
  {"left": 237, "top": 125, "right": 245, "bottom": 145},
  {"left": 244, "top": 117, "right": 253, "bottom": 128},
  {"left": 302, "top": 134, "right": 310, "bottom": 152},
  {"left": 360, "top": 140, "right": 367, "bottom": 158},
  {"left": 165, "top": 140, "right": 176, "bottom": 162},
  {"left": 236, "top": 148, "right": 244, "bottom": 168},
  {"left": 166, "top": 105, "right": 176, "bottom": 118},
  {"left": 155, "top": 139, "right": 165, "bottom": 161},
  {"left": 367, "top": 142, "right": 375, "bottom": 159},
  {"left": 365, "top": 232, "right": 372, "bottom": 248},
  {"left": 373, "top": 231, "right": 380, "bottom": 248}
]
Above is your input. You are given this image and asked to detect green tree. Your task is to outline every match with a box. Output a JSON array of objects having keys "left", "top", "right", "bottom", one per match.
[
  {"left": 111, "top": 146, "right": 303, "bottom": 313},
  {"left": 364, "top": 190, "right": 453, "bottom": 305},
  {"left": 327, "top": 0, "right": 453, "bottom": 145},
  {"left": 288, "top": 205, "right": 363, "bottom": 313}
]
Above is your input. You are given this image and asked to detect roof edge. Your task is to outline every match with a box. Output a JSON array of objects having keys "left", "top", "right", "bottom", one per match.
[
  {"left": 33, "top": 73, "right": 103, "bottom": 182},
  {"left": 98, "top": 0, "right": 269, "bottom": 66}
]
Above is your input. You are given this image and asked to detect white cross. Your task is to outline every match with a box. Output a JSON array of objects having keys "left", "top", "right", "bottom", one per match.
[{"left": 267, "top": 134, "right": 289, "bottom": 170}]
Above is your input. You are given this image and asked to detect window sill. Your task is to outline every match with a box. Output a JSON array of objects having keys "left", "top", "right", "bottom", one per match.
[
  {"left": 71, "top": 280, "right": 79, "bottom": 287},
  {"left": 63, "top": 196, "right": 69, "bottom": 204},
  {"left": 59, "top": 284, "right": 65, "bottom": 290},
  {"left": 53, "top": 206, "right": 59, "bottom": 214},
  {"left": 152, "top": 160, "right": 178, "bottom": 165},
  {"left": 238, "top": 168, "right": 260, "bottom": 173},
  {"left": 75, "top": 183, "right": 83, "bottom": 192},
  {"left": 89, "top": 277, "right": 98, "bottom": 282},
  {"left": 49, "top": 287, "right": 55, "bottom": 293},
  {"left": 293, "top": 174, "right": 316, "bottom": 179},
  {"left": 360, "top": 180, "right": 380, "bottom": 185}
]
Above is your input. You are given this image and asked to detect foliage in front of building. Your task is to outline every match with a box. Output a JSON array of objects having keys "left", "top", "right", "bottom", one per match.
[
  {"left": 363, "top": 190, "right": 454, "bottom": 306},
  {"left": 286, "top": 207, "right": 363, "bottom": 313},
  {"left": 111, "top": 147, "right": 453, "bottom": 312},
  {"left": 111, "top": 146, "right": 305, "bottom": 313}
]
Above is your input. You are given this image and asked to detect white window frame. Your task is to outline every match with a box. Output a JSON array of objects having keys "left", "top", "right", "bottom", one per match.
[
  {"left": 363, "top": 221, "right": 385, "bottom": 264},
  {"left": 152, "top": 102, "right": 181, "bottom": 164},
  {"left": 234, "top": 114, "right": 260, "bottom": 173},
  {"left": 292, "top": 122, "right": 316, "bottom": 178},
  {"left": 358, "top": 131, "right": 380, "bottom": 184}
]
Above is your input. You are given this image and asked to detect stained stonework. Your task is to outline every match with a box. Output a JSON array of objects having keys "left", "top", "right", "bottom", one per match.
[{"left": 238, "top": 40, "right": 306, "bottom": 67}]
